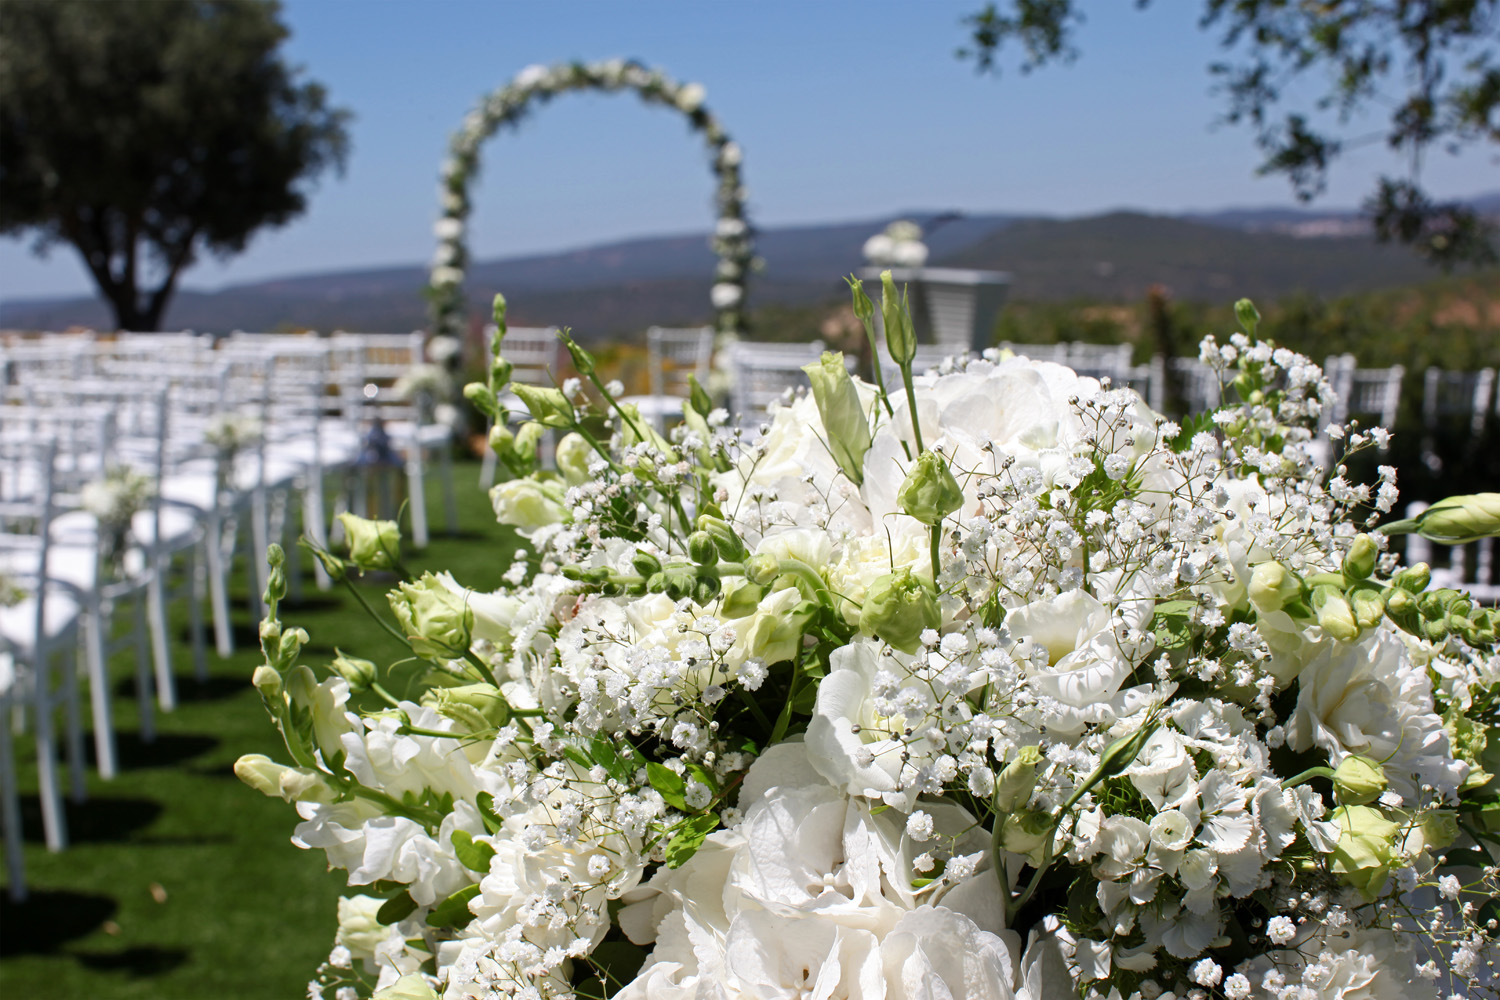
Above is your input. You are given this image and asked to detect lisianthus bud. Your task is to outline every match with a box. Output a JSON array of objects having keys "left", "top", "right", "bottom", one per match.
[
  {"left": 1410, "top": 493, "right": 1500, "bottom": 545},
  {"left": 555, "top": 432, "right": 592, "bottom": 486},
  {"left": 489, "top": 478, "right": 565, "bottom": 530},
  {"left": 858, "top": 568, "right": 940, "bottom": 653},
  {"left": 336, "top": 895, "right": 388, "bottom": 964},
  {"left": 421, "top": 681, "right": 511, "bottom": 732},
  {"left": 697, "top": 514, "right": 750, "bottom": 562},
  {"left": 337, "top": 513, "right": 400, "bottom": 571},
  {"left": 373, "top": 975, "right": 438, "bottom": 1000},
  {"left": 1248, "top": 561, "right": 1303, "bottom": 615},
  {"left": 744, "top": 553, "right": 781, "bottom": 587},
  {"left": 1234, "top": 298, "right": 1260, "bottom": 338},
  {"left": 557, "top": 328, "right": 595, "bottom": 377},
  {"left": 1332, "top": 754, "right": 1387, "bottom": 805},
  {"left": 1328, "top": 804, "right": 1398, "bottom": 900},
  {"left": 897, "top": 451, "right": 964, "bottom": 526},
  {"left": 1342, "top": 534, "right": 1378, "bottom": 581},
  {"left": 390, "top": 574, "right": 475, "bottom": 662},
  {"left": 252, "top": 664, "right": 283, "bottom": 699},
  {"left": 687, "top": 374, "right": 714, "bottom": 418},
  {"left": 999, "top": 809, "right": 1052, "bottom": 863},
  {"left": 329, "top": 649, "right": 377, "bottom": 691},
  {"left": 994, "top": 745, "right": 1044, "bottom": 813},
  {"left": 847, "top": 275, "right": 875, "bottom": 327},
  {"left": 802, "top": 351, "right": 872, "bottom": 486},
  {"left": 879, "top": 270, "right": 915, "bottom": 366},
  {"left": 510, "top": 384, "right": 574, "bottom": 429},
  {"left": 1311, "top": 584, "right": 1360, "bottom": 642}
]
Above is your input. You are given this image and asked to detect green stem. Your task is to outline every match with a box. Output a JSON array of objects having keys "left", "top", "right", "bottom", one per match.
[
  {"left": 1282, "top": 766, "right": 1337, "bottom": 789},
  {"left": 347, "top": 783, "right": 443, "bottom": 829},
  {"left": 370, "top": 682, "right": 401, "bottom": 708},
  {"left": 900, "top": 364, "right": 924, "bottom": 454},
  {"left": 775, "top": 557, "right": 834, "bottom": 606},
  {"left": 339, "top": 575, "right": 412, "bottom": 649},
  {"left": 768, "top": 649, "right": 803, "bottom": 745}
]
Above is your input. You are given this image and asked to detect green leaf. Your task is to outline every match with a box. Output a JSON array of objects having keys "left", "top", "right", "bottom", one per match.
[
  {"left": 475, "top": 792, "right": 503, "bottom": 835},
  {"left": 451, "top": 830, "right": 496, "bottom": 873},
  {"left": 1440, "top": 847, "right": 1495, "bottom": 870},
  {"left": 647, "top": 762, "right": 688, "bottom": 811},
  {"left": 1151, "top": 599, "right": 1196, "bottom": 651},
  {"left": 664, "top": 814, "right": 719, "bottom": 868},
  {"left": 426, "top": 883, "right": 482, "bottom": 929},
  {"left": 590, "top": 734, "right": 632, "bottom": 784},
  {"left": 376, "top": 889, "right": 417, "bottom": 925},
  {"left": 684, "top": 762, "right": 719, "bottom": 796}
]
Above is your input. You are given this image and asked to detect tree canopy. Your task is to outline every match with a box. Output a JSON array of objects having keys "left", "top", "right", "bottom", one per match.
[
  {"left": 0, "top": 0, "right": 351, "bottom": 330},
  {"left": 958, "top": 0, "right": 1500, "bottom": 267}
]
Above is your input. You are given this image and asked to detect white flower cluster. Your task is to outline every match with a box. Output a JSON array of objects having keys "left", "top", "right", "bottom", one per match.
[
  {"left": 247, "top": 290, "right": 1500, "bottom": 1000},
  {"left": 427, "top": 59, "right": 756, "bottom": 363},
  {"left": 862, "top": 219, "right": 930, "bottom": 269}
]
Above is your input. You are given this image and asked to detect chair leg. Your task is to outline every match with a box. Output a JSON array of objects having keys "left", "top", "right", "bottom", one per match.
[
  {"left": 131, "top": 595, "right": 156, "bottom": 744},
  {"left": 82, "top": 609, "right": 118, "bottom": 781},
  {"left": 480, "top": 437, "right": 497, "bottom": 488},
  {"left": 440, "top": 445, "right": 458, "bottom": 536},
  {"left": 0, "top": 703, "right": 27, "bottom": 902},
  {"left": 32, "top": 649, "right": 68, "bottom": 852},
  {"left": 147, "top": 569, "right": 176, "bottom": 712},
  {"left": 250, "top": 487, "right": 270, "bottom": 615},
  {"left": 305, "top": 474, "right": 332, "bottom": 591},
  {"left": 187, "top": 544, "right": 208, "bottom": 681},
  {"left": 205, "top": 519, "right": 234, "bottom": 658},
  {"left": 407, "top": 454, "right": 430, "bottom": 549},
  {"left": 59, "top": 641, "right": 87, "bottom": 804}
]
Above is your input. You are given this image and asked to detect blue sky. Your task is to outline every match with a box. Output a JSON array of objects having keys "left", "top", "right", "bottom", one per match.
[{"left": 3, "top": 0, "right": 1495, "bottom": 302}]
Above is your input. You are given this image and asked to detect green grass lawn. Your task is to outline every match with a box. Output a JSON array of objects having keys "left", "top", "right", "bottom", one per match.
[{"left": 0, "top": 460, "right": 521, "bottom": 999}]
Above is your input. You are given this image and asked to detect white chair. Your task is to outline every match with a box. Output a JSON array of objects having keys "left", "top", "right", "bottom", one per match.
[
  {"left": 479, "top": 325, "right": 562, "bottom": 487},
  {"left": 1169, "top": 357, "right": 1224, "bottom": 415},
  {"left": 1325, "top": 354, "right": 1405, "bottom": 430},
  {"left": 1421, "top": 367, "right": 1495, "bottom": 474},
  {"left": 726, "top": 340, "right": 829, "bottom": 427},
  {"left": 1403, "top": 501, "right": 1499, "bottom": 605},
  {"left": 619, "top": 326, "right": 715, "bottom": 434},
  {"left": 0, "top": 436, "right": 89, "bottom": 895}
]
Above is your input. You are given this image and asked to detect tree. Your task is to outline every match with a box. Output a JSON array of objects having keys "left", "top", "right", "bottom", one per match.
[
  {"left": 0, "top": 0, "right": 350, "bottom": 330},
  {"left": 958, "top": 1, "right": 1499, "bottom": 267}
]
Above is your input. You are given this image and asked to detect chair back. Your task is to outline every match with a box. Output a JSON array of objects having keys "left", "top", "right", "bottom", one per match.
[
  {"left": 727, "top": 341, "right": 829, "bottom": 426},
  {"left": 646, "top": 326, "right": 715, "bottom": 400},
  {"left": 483, "top": 325, "right": 561, "bottom": 389},
  {"left": 1403, "top": 501, "right": 1499, "bottom": 604}
]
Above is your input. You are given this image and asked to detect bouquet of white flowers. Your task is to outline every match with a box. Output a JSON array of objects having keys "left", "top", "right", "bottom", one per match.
[
  {"left": 240, "top": 285, "right": 1500, "bottom": 1000},
  {"left": 80, "top": 464, "right": 155, "bottom": 576}
]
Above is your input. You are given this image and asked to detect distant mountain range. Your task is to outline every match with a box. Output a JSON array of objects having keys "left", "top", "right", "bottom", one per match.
[{"left": 4, "top": 193, "right": 1497, "bottom": 340}]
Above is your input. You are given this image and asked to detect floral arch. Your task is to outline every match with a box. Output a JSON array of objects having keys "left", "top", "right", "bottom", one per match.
[{"left": 426, "top": 59, "right": 756, "bottom": 353}]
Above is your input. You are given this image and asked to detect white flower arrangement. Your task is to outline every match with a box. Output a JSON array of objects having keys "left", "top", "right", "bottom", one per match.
[
  {"left": 864, "top": 219, "right": 930, "bottom": 269},
  {"left": 243, "top": 286, "right": 1500, "bottom": 1000},
  {"left": 204, "top": 411, "right": 263, "bottom": 454},
  {"left": 394, "top": 363, "right": 455, "bottom": 404},
  {"left": 427, "top": 59, "right": 757, "bottom": 366},
  {"left": 80, "top": 464, "right": 155, "bottom": 577}
]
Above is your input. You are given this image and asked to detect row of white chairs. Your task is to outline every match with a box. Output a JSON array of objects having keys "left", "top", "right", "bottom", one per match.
[{"left": 0, "top": 328, "right": 457, "bottom": 900}]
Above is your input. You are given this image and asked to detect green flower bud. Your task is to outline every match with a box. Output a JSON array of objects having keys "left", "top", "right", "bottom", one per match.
[
  {"left": 389, "top": 574, "right": 475, "bottom": 662},
  {"left": 999, "top": 809, "right": 1052, "bottom": 864},
  {"left": 489, "top": 358, "right": 514, "bottom": 395},
  {"left": 654, "top": 563, "right": 699, "bottom": 602},
  {"left": 1311, "top": 584, "right": 1360, "bottom": 642},
  {"left": 687, "top": 373, "right": 714, "bottom": 418},
  {"left": 491, "top": 292, "right": 508, "bottom": 333},
  {"left": 311, "top": 547, "right": 347, "bottom": 583},
  {"left": 234, "top": 753, "right": 336, "bottom": 803},
  {"left": 1342, "top": 534, "right": 1378, "bottom": 581},
  {"left": 463, "top": 381, "right": 498, "bottom": 418},
  {"left": 1383, "top": 586, "right": 1418, "bottom": 631},
  {"left": 744, "top": 553, "right": 781, "bottom": 587},
  {"left": 846, "top": 275, "right": 875, "bottom": 327},
  {"left": 994, "top": 745, "right": 1044, "bottom": 813},
  {"left": 693, "top": 576, "right": 722, "bottom": 605},
  {"left": 557, "top": 328, "right": 596, "bottom": 377},
  {"left": 1411, "top": 493, "right": 1500, "bottom": 545},
  {"left": 687, "top": 531, "right": 718, "bottom": 565},
  {"left": 897, "top": 451, "right": 964, "bottom": 526},
  {"left": 337, "top": 512, "right": 401, "bottom": 572},
  {"left": 1096, "top": 721, "right": 1160, "bottom": 781},
  {"left": 277, "top": 627, "right": 309, "bottom": 669},
  {"left": 879, "top": 270, "right": 916, "bottom": 366},
  {"left": 1390, "top": 562, "right": 1431, "bottom": 593},
  {"left": 697, "top": 514, "right": 749, "bottom": 562},
  {"left": 329, "top": 649, "right": 377, "bottom": 692},
  {"left": 1234, "top": 298, "right": 1260, "bottom": 338},
  {"left": 1423, "top": 616, "right": 1451, "bottom": 643},
  {"left": 1328, "top": 804, "right": 1398, "bottom": 900},
  {"left": 1419, "top": 810, "right": 1460, "bottom": 853},
  {"left": 858, "top": 568, "right": 940, "bottom": 653},
  {"left": 420, "top": 681, "right": 510, "bottom": 732},
  {"left": 252, "top": 664, "right": 283, "bottom": 699},
  {"left": 555, "top": 432, "right": 593, "bottom": 486},
  {"left": 1248, "top": 561, "right": 1303, "bottom": 615},
  {"left": 1348, "top": 585, "right": 1385, "bottom": 630},
  {"left": 802, "top": 351, "right": 872, "bottom": 486},
  {"left": 632, "top": 550, "right": 663, "bottom": 578},
  {"left": 373, "top": 975, "right": 439, "bottom": 1000},
  {"left": 510, "top": 384, "right": 574, "bottom": 429},
  {"left": 1332, "top": 754, "right": 1387, "bottom": 805}
]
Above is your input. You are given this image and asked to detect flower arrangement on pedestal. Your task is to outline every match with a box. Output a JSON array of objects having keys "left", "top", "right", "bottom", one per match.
[
  {"left": 427, "top": 60, "right": 757, "bottom": 368},
  {"left": 241, "top": 284, "right": 1499, "bottom": 1000},
  {"left": 80, "top": 464, "right": 155, "bottom": 578}
]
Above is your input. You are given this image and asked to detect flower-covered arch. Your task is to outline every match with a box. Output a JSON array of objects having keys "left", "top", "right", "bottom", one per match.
[{"left": 427, "top": 59, "right": 755, "bottom": 353}]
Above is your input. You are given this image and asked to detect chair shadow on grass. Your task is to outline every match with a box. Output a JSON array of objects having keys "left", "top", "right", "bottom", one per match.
[
  {"left": 75, "top": 946, "right": 190, "bottom": 977},
  {"left": 92, "top": 730, "right": 219, "bottom": 772},
  {"left": 20, "top": 796, "right": 163, "bottom": 845},
  {"left": 0, "top": 889, "right": 116, "bottom": 956}
]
